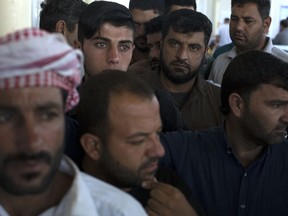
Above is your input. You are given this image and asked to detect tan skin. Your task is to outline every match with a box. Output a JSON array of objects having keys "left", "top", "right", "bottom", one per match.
[
  {"left": 0, "top": 87, "right": 72, "bottom": 216},
  {"left": 130, "top": 8, "right": 159, "bottom": 63},
  {"left": 225, "top": 84, "right": 288, "bottom": 168},
  {"left": 77, "top": 23, "right": 134, "bottom": 78},
  {"left": 81, "top": 92, "right": 198, "bottom": 215},
  {"left": 160, "top": 29, "right": 207, "bottom": 92},
  {"left": 229, "top": 2, "right": 271, "bottom": 54}
]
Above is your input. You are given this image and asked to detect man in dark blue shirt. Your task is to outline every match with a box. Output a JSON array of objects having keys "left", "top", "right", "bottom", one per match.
[{"left": 160, "top": 50, "right": 288, "bottom": 216}]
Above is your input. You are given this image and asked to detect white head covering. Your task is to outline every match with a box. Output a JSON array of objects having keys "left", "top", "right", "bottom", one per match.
[{"left": 0, "top": 28, "right": 83, "bottom": 111}]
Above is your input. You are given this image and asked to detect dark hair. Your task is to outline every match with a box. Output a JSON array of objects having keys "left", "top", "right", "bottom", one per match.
[
  {"left": 39, "top": 0, "right": 87, "bottom": 32},
  {"left": 78, "top": 1, "right": 135, "bottom": 43},
  {"left": 280, "top": 19, "right": 288, "bottom": 28},
  {"left": 145, "top": 15, "right": 164, "bottom": 35},
  {"left": 129, "top": 0, "right": 164, "bottom": 14},
  {"left": 231, "top": 0, "right": 271, "bottom": 20},
  {"left": 77, "top": 70, "right": 155, "bottom": 142},
  {"left": 164, "top": 0, "right": 197, "bottom": 13},
  {"left": 162, "top": 9, "right": 212, "bottom": 47},
  {"left": 221, "top": 51, "right": 288, "bottom": 114}
]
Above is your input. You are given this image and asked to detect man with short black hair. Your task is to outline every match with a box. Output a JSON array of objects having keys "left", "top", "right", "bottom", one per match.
[
  {"left": 39, "top": 0, "right": 87, "bottom": 47},
  {"left": 161, "top": 51, "right": 288, "bottom": 215},
  {"left": 0, "top": 28, "right": 147, "bottom": 216}
]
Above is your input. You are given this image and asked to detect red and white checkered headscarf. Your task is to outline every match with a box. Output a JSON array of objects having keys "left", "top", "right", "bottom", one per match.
[{"left": 0, "top": 28, "right": 83, "bottom": 111}]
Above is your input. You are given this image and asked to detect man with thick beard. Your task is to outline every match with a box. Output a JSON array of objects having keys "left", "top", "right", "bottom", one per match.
[
  {"left": 136, "top": 9, "right": 223, "bottom": 130},
  {"left": 76, "top": 70, "right": 203, "bottom": 216},
  {"left": 0, "top": 28, "right": 147, "bottom": 216}
]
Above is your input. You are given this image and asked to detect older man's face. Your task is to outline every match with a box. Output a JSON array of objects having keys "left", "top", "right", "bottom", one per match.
[{"left": 0, "top": 87, "right": 65, "bottom": 195}]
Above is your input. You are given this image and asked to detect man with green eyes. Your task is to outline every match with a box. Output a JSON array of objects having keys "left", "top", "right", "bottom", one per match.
[
  {"left": 208, "top": 0, "right": 288, "bottom": 84},
  {"left": 75, "top": 1, "right": 135, "bottom": 79},
  {"left": 135, "top": 9, "right": 223, "bottom": 131}
]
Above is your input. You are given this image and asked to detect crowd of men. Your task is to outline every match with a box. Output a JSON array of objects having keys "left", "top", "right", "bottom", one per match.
[{"left": 1, "top": 0, "right": 288, "bottom": 215}]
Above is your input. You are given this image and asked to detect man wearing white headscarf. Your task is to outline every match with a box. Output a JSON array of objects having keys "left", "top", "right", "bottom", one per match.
[{"left": 0, "top": 28, "right": 147, "bottom": 216}]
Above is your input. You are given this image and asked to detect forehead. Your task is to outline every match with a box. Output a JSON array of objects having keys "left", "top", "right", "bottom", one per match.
[
  {"left": 107, "top": 92, "right": 160, "bottom": 132},
  {"left": 93, "top": 23, "right": 134, "bottom": 42},
  {"left": 250, "top": 84, "right": 288, "bottom": 100},
  {"left": 231, "top": 2, "right": 260, "bottom": 17},
  {"left": 165, "top": 28, "right": 205, "bottom": 44},
  {"left": 0, "top": 87, "right": 63, "bottom": 108},
  {"left": 131, "top": 8, "right": 159, "bottom": 24},
  {"left": 147, "top": 32, "right": 162, "bottom": 42}
]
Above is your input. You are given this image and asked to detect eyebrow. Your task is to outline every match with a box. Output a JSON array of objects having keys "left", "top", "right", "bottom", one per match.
[{"left": 92, "top": 36, "right": 133, "bottom": 44}]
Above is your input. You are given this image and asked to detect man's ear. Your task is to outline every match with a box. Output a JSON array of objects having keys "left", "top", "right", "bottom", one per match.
[
  {"left": 263, "top": 16, "right": 272, "bottom": 33},
  {"left": 55, "top": 20, "right": 67, "bottom": 35},
  {"left": 80, "top": 133, "right": 102, "bottom": 161},
  {"left": 228, "top": 93, "right": 245, "bottom": 118}
]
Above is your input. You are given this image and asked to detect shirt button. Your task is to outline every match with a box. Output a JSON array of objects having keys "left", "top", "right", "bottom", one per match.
[
  {"left": 240, "top": 204, "right": 246, "bottom": 209},
  {"left": 227, "top": 150, "right": 231, "bottom": 154},
  {"left": 244, "top": 173, "right": 247, "bottom": 176}
]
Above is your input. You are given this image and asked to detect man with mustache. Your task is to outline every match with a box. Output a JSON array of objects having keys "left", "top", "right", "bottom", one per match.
[
  {"left": 0, "top": 28, "right": 147, "bottom": 216},
  {"left": 136, "top": 9, "right": 223, "bottom": 130},
  {"left": 129, "top": 0, "right": 164, "bottom": 65},
  {"left": 209, "top": 0, "right": 288, "bottom": 84},
  {"left": 76, "top": 70, "right": 203, "bottom": 216},
  {"left": 160, "top": 51, "right": 288, "bottom": 215}
]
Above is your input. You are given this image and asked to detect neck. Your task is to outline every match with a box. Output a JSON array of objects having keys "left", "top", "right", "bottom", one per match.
[
  {"left": 0, "top": 171, "right": 72, "bottom": 216},
  {"left": 160, "top": 70, "right": 196, "bottom": 93},
  {"left": 225, "top": 118, "right": 265, "bottom": 169}
]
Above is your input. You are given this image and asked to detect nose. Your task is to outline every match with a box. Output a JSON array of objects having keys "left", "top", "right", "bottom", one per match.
[
  {"left": 234, "top": 19, "right": 245, "bottom": 31},
  {"left": 176, "top": 46, "right": 188, "bottom": 61},
  {"left": 136, "top": 23, "right": 145, "bottom": 36},
  {"left": 107, "top": 46, "right": 119, "bottom": 64},
  {"left": 146, "top": 134, "right": 165, "bottom": 158},
  {"left": 149, "top": 47, "right": 160, "bottom": 59},
  {"left": 17, "top": 116, "right": 41, "bottom": 149}
]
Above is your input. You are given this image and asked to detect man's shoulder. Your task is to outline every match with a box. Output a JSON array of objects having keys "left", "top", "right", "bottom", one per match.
[
  {"left": 271, "top": 46, "right": 288, "bottom": 63},
  {"left": 162, "top": 126, "right": 223, "bottom": 146},
  {"left": 80, "top": 172, "right": 147, "bottom": 215},
  {"left": 127, "top": 59, "right": 152, "bottom": 75}
]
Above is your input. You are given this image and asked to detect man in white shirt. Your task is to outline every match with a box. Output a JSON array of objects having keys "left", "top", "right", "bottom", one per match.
[
  {"left": 0, "top": 28, "right": 147, "bottom": 216},
  {"left": 209, "top": 0, "right": 288, "bottom": 85}
]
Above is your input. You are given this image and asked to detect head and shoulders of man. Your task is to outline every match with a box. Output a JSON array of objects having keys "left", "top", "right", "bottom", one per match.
[
  {"left": 76, "top": 1, "right": 135, "bottom": 80},
  {"left": 139, "top": 9, "right": 219, "bottom": 95},
  {"left": 39, "top": 0, "right": 88, "bottom": 48},
  {"left": 76, "top": 70, "right": 164, "bottom": 192}
]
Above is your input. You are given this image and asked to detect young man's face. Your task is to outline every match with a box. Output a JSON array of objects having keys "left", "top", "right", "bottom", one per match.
[
  {"left": 229, "top": 2, "right": 270, "bottom": 52},
  {"left": 160, "top": 28, "right": 206, "bottom": 84},
  {"left": 237, "top": 84, "right": 288, "bottom": 145},
  {"left": 98, "top": 92, "right": 164, "bottom": 188},
  {"left": 81, "top": 23, "right": 134, "bottom": 76},
  {"left": 0, "top": 87, "right": 65, "bottom": 195},
  {"left": 130, "top": 8, "right": 159, "bottom": 51}
]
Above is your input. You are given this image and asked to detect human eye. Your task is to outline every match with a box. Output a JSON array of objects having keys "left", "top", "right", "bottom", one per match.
[
  {"left": 189, "top": 44, "right": 201, "bottom": 52},
  {"left": 129, "top": 139, "right": 145, "bottom": 145},
  {"left": 39, "top": 110, "right": 61, "bottom": 121},
  {"left": 244, "top": 18, "right": 254, "bottom": 24},
  {"left": 0, "top": 110, "right": 13, "bottom": 123},
  {"left": 95, "top": 41, "right": 107, "bottom": 48},
  {"left": 168, "top": 39, "right": 180, "bottom": 48},
  {"left": 120, "top": 43, "right": 132, "bottom": 51}
]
